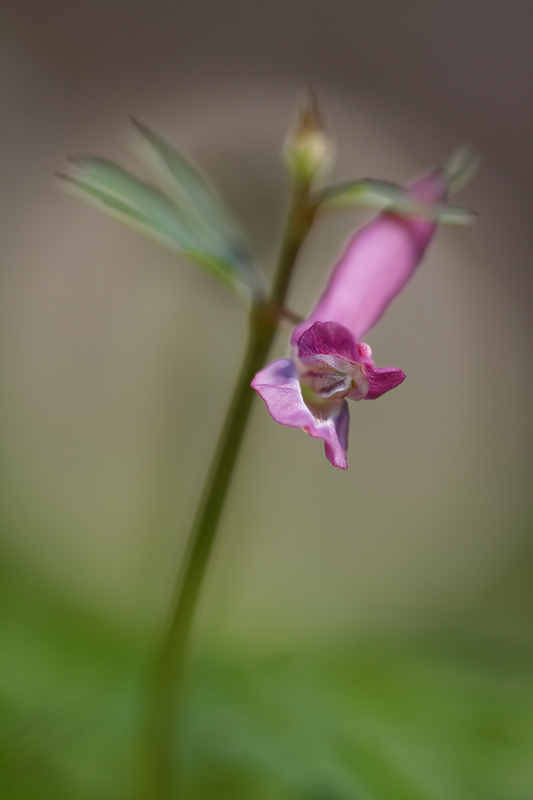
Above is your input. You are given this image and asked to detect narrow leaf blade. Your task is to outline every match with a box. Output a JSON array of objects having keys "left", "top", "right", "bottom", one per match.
[
  {"left": 131, "top": 120, "right": 252, "bottom": 261},
  {"left": 64, "top": 158, "right": 204, "bottom": 248},
  {"left": 319, "top": 179, "right": 421, "bottom": 212},
  {"left": 59, "top": 158, "right": 256, "bottom": 296},
  {"left": 318, "top": 178, "right": 478, "bottom": 225},
  {"left": 437, "top": 205, "right": 479, "bottom": 226},
  {"left": 445, "top": 146, "right": 480, "bottom": 196}
]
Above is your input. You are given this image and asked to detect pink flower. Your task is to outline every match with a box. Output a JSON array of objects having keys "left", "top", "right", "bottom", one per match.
[{"left": 252, "top": 170, "right": 447, "bottom": 469}]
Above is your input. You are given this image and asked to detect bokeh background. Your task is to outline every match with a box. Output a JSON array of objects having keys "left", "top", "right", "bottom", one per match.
[{"left": 0, "top": 1, "right": 532, "bottom": 798}]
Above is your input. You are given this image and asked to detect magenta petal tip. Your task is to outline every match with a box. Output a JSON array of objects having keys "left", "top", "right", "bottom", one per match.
[{"left": 363, "top": 365, "right": 406, "bottom": 400}]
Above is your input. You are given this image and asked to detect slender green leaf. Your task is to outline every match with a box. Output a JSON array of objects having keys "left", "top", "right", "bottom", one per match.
[
  {"left": 130, "top": 120, "right": 253, "bottom": 262},
  {"left": 63, "top": 158, "right": 204, "bottom": 247},
  {"left": 58, "top": 158, "right": 261, "bottom": 297}
]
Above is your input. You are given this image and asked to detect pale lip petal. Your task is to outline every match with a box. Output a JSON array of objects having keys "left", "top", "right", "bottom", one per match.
[
  {"left": 291, "top": 170, "right": 448, "bottom": 345},
  {"left": 251, "top": 359, "right": 350, "bottom": 469}
]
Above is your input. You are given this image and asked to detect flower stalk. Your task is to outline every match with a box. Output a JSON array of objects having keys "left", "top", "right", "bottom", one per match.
[{"left": 138, "top": 171, "right": 317, "bottom": 800}]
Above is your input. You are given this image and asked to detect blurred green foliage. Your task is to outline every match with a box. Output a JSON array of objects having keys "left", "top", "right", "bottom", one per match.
[{"left": 1, "top": 550, "right": 532, "bottom": 800}]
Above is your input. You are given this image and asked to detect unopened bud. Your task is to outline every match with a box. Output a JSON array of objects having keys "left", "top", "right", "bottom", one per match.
[{"left": 284, "top": 92, "right": 334, "bottom": 182}]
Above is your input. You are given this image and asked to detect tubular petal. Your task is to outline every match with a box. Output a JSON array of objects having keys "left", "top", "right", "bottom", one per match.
[
  {"left": 251, "top": 359, "right": 349, "bottom": 469},
  {"left": 292, "top": 170, "right": 448, "bottom": 344}
]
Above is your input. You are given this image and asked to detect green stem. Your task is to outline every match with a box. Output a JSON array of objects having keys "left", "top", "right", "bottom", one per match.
[{"left": 138, "top": 176, "right": 316, "bottom": 800}]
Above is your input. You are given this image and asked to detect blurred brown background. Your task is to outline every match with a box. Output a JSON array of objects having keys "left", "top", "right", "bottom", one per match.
[{"left": 0, "top": 0, "right": 532, "bottom": 646}]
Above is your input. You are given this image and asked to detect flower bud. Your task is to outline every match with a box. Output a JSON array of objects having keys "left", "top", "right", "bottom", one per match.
[{"left": 284, "top": 92, "right": 334, "bottom": 182}]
